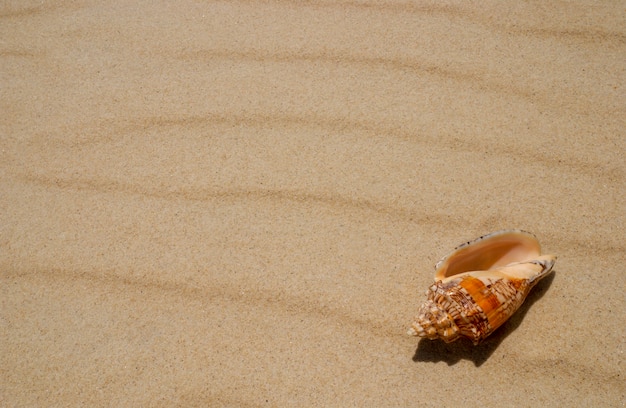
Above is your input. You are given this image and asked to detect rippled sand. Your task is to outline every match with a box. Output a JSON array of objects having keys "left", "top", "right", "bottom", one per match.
[{"left": 2, "top": 1, "right": 624, "bottom": 406}]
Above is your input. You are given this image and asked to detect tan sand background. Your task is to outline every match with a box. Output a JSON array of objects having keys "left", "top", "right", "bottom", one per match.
[{"left": 1, "top": 1, "right": 625, "bottom": 406}]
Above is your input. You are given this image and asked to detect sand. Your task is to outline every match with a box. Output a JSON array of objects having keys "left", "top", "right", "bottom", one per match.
[{"left": 1, "top": 1, "right": 624, "bottom": 406}]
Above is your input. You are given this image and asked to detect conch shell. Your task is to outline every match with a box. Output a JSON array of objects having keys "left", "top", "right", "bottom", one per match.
[{"left": 408, "top": 230, "right": 556, "bottom": 345}]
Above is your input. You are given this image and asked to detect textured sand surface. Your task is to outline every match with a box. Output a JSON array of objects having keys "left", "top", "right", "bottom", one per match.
[{"left": 2, "top": 1, "right": 625, "bottom": 406}]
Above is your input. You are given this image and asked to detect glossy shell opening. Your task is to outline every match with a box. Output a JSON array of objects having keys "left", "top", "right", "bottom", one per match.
[{"left": 434, "top": 230, "right": 541, "bottom": 280}]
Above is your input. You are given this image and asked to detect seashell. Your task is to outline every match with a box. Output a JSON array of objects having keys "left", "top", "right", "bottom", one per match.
[{"left": 408, "top": 230, "right": 556, "bottom": 345}]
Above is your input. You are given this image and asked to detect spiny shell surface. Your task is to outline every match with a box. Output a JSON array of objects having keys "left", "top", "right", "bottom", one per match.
[{"left": 408, "top": 230, "right": 556, "bottom": 345}]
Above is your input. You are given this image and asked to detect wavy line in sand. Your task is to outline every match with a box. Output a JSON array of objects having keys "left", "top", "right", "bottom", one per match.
[
  {"left": 22, "top": 112, "right": 624, "bottom": 183},
  {"left": 2, "top": 265, "right": 399, "bottom": 340},
  {"left": 12, "top": 172, "right": 626, "bottom": 256}
]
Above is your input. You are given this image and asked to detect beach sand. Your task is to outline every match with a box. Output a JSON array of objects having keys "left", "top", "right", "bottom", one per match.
[{"left": 1, "top": 1, "right": 624, "bottom": 406}]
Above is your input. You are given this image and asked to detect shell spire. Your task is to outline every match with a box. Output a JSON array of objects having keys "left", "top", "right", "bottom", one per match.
[{"left": 408, "top": 230, "right": 556, "bottom": 345}]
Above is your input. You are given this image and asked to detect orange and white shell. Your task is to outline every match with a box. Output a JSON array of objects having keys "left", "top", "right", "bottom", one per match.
[{"left": 408, "top": 230, "right": 556, "bottom": 345}]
